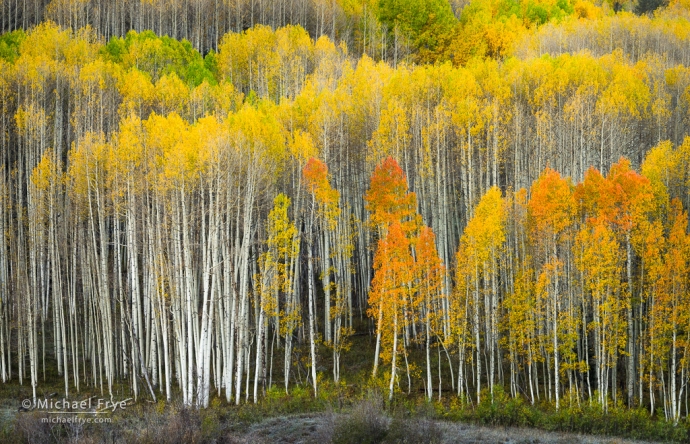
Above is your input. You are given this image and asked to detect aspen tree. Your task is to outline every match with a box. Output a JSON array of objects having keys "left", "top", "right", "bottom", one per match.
[
  {"left": 368, "top": 221, "right": 414, "bottom": 400},
  {"left": 529, "top": 169, "right": 575, "bottom": 411},
  {"left": 607, "top": 160, "right": 655, "bottom": 407},
  {"left": 302, "top": 157, "right": 334, "bottom": 395},
  {"left": 257, "top": 194, "right": 298, "bottom": 397},
  {"left": 454, "top": 186, "right": 504, "bottom": 403},
  {"left": 575, "top": 221, "right": 624, "bottom": 410},
  {"left": 364, "top": 157, "right": 420, "bottom": 378},
  {"left": 654, "top": 200, "right": 690, "bottom": 423},
  {"left": 415, "top": 226, "right": 445, "bottom": 400},
  {"left": 575, "top": 160, "right": 655, "bottom": 407},
  {"left": 302, "top": 156, "right": 352, "bottom": 381}
]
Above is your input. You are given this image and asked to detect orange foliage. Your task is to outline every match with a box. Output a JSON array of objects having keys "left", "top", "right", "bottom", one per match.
[
  {"left": 529, "top": 167, "right": 574, "bottom": 238},
  {"left": 364, "top": 156, "right": 420, "bottom": 235}
]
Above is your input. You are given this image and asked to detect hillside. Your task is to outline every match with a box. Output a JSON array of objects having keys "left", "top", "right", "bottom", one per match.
[{"left": 1, "top": 0, "right": 690, "bottom": 442}]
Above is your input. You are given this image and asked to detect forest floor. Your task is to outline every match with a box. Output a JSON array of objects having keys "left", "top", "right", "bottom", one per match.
[
  {"left": 240, "top": 412, "right": 664, "bottom": 444},
  {"left": 0, "top": 334, "right": 685, "bottom": 443},
  {"left": 0, "top": 407, "right": 668, "bottom": 444},
  {"left": 0, "top": 382, "right": 683, "bottom": 443}
]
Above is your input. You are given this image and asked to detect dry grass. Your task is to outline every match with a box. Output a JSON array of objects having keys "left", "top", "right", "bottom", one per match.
[
  {"left": 0, "top": 404, "right": 671, "bottom": 444},
  {"left": 435, "top": 422, "right": 664, "bottom": 444},
  {"left": 238, "top": 411, "right": 665, "bottom": 444},
  {"left": 243, "top": 414, "right": 328, "bottom": 443}
]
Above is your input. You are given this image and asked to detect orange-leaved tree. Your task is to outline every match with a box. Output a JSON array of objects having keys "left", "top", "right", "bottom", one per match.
[
  {"left": 364, "top": 157, "right": 421, "bottom": 392},
  {"left": 575, "top": 159, "right": 655, "bottom": 407},
  {"left": 364, "top": 156, "right": 420, "bottom": 237},
  {"left": 528, "top": 168, "right": 575, "bottom": 411},
  {"left": 368, "top": 221, "right": 415, "bottom": 400}
]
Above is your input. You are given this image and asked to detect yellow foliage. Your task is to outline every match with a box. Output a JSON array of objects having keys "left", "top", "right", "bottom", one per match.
[
  {"left": 218, "top": 24, "right": 314, "bottom": 101},
  {"left": 156, "top": 73, "right": 190, "bottom": 116},
  {"left": 30, "top": 149, "right": 59, "bottom": 193},
  {"left": 290, "top": 130, "right": 318, "bottom": 162},
  {"left": 573, "top": 1, "right": 601, "bottom": 19},
  {"left": 463, "top": 186, "right": 505, "bottom": 263},
  {"left": 118, "top": 68, "right": 155, "bottom": 117},
  {"left": 641, "top": 140, "right": 675, "bottom": 213},
  {"left": 19, "top": 21, "right": 99, "bottom": 67},
  {"left": 66, "top": 132, "right": 110, "bottom": 214},
  {"left": 227, "top": 102, "right": 287, "bottom": 167}
]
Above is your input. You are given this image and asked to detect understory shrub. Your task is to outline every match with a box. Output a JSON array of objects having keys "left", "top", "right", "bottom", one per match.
[{"left": 331, "top": 394, "right": 389, "bottom": 444}]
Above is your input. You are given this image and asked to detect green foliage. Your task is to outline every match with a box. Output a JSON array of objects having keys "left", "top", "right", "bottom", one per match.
[
  {"left": 252, "top": 384, "right": 326, "bottom": 417},
  {"left": 535, "top": 404, "right": 688, "bottom": 442},
  {"left": 497, "top": 0, "right": 522, "bottom": 17},
  {"left": 199, "top": 407, "right": 222, "bottom": 441},
  {"left": 556, "top": 0, "right": 575, "bottom": 15},
  {"left": 317, "top": 377, "right": 353, "bottom": 406},
  {"left": 185, "top": 58, "right": 216, "bottom": 87},
  {"left": 377, "top": 0, "right": 456, "bottom": 53},
  {"left": 1, "top": 366, "right": 687, "bottom": 443},
  {"left": 461, "top": 0, "right": 574, "bottom": 27},
  {"left": 442, "top": 387, "right": 688, "bottom": 442},
  {"left": 203, "top": 49, "right": 220, "bottom": 80},
  {"left": 102, "top": 30, "right": 216, "bottom": 86},
  {"left": 474, "top": 386, "right": 531, "bottom": 427},
  {"left": 102, "top": 34, "right": 127, "bottom": 61},
  {"left": 0, "top": 30, "right": 25, "bottom": 63},
  {"left": 525, "top": 2, "right": 550, "bottom": 25}
]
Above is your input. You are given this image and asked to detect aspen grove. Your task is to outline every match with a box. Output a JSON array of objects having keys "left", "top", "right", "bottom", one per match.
[{"left": 1, "top": 3, "right": 690, "bottom": 425}]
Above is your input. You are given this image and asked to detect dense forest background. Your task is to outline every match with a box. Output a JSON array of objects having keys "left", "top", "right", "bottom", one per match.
[{"left": 1, "top": 0, "right": 690, "bottom": 431}]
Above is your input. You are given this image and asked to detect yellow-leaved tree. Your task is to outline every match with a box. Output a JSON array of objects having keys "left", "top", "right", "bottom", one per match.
[{"left": 453, "top": 186, "right": 505, "bottom": 403}]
